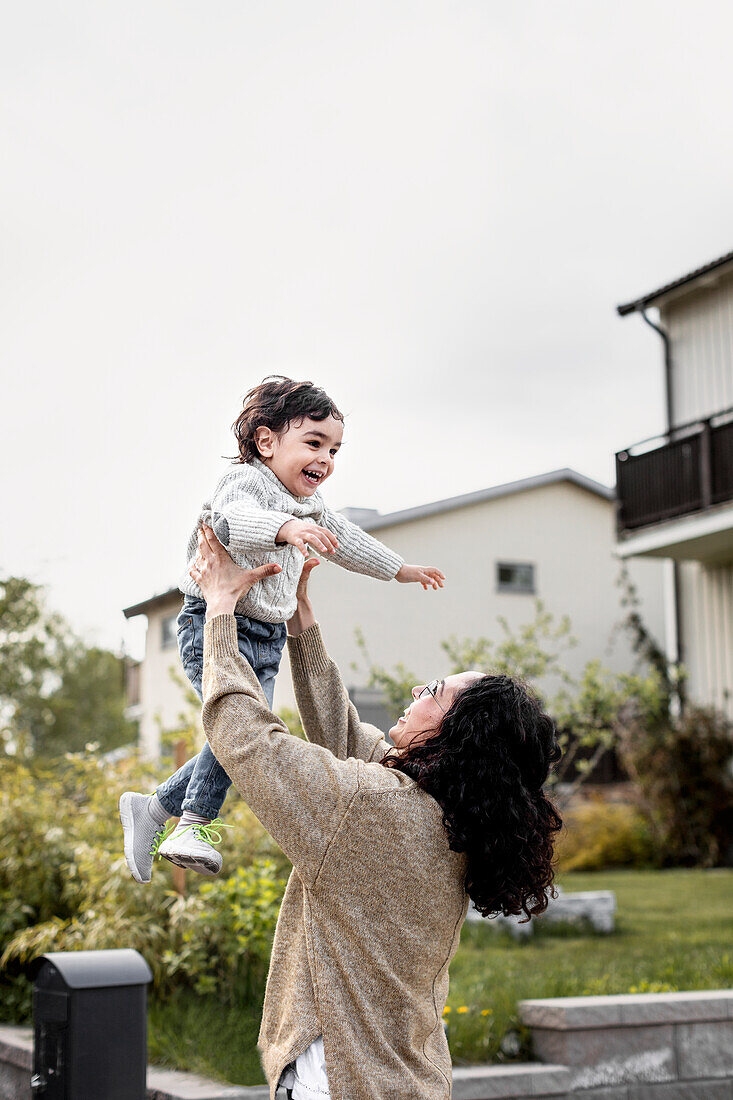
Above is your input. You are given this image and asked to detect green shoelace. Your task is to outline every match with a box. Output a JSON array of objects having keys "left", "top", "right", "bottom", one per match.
[
  {"left": 150, "top": 820, "right": 176, "bottom": 860},
  {"left": 150, "top": 817, "right": 233, "bottom": 861}
]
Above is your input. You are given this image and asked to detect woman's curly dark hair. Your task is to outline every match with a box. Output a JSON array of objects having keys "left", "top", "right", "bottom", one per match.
[
  {"left": 381, "top": 675, "right": 562, "bottom": 920},
  {"left": 231, "top": 376, "right": 344, "bottom": 463}
]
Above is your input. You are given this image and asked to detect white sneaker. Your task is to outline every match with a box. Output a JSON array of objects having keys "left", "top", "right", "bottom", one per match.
[
  {"left": 119, "top": 792, "right": 172, "bottom": 884},
  {"left": 157, "top": 820, "right": 225, "bottom": 877}
]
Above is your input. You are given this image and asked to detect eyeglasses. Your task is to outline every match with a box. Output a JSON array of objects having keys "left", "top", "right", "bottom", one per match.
[{"left": 417, "top": 679, "right": 446, "bottom": 714}]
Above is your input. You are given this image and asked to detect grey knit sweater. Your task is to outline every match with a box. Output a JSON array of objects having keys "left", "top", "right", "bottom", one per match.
[
  {"left": 202, "top": 617, "right": 469, "bottom": 1099},
  {"left": 179, "top": 459, "right": 404, "bottom": 622}
]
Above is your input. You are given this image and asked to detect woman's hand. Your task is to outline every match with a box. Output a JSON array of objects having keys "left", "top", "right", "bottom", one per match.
[
  {"left": 190, "top": 525, "right": 282, "bottom": 621},
  {"left": 287, "top": 556, "right": 320, "bottom": 637},
  {"left": 395, "top": 564, "right": 446, "bottom": 591}
]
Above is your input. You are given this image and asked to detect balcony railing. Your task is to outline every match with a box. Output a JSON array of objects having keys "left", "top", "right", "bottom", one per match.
[{"left": 616, "top": 406, "right": 733, "bottom": 534}]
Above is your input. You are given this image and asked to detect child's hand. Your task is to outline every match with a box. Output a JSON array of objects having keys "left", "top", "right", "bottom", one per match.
[
  {"left": 395, "top": 564, "right": 446, "bottom": 590},
  {"left": 277, "top": 518, "right": 339, "bottom": 557}
]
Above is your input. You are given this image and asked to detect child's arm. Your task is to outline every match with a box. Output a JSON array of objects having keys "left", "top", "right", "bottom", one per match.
[
  {"left": 393, "top": 563, "right": 446, "bottom": 591},
  {"left": 209, "top": 470, "right": 342, "bottom": 560},
  {"left": 320, "top": 506, "right": 446, "bottom": 590},
  {"left": 207, "top": 469, "right": 294, "bottom": 557}
]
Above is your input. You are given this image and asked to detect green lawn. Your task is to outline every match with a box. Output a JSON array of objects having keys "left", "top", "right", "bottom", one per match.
[
  {"left": 148, "top": 993, "right": 265, "bottom": 1084},
  {"left": 148, "top": 868, "right": 733, "bottom": 1084},
  {"left": 446, "top": 868, "right": 733, "bottom": 1064}
]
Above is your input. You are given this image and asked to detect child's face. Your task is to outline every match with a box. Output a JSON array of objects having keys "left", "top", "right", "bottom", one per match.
[{"left": 255, "top": 414, "right": 344, "bottom": 497}]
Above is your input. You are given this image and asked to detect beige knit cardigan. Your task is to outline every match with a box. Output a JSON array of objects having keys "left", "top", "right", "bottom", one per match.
[{"left": 202, "top": 616, "right": 469, "bottom": 1100}]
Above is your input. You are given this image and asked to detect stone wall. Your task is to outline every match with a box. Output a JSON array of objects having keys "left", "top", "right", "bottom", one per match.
[
  {"left": 1, "top": 989, "right": 731, "bottom": 1099},
  {"left": 519, "top": 989, "right": 733, "bottom": 1098}
]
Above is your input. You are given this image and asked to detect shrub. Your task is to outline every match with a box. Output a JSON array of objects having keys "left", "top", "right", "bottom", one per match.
[
  {"left": 0, "top": 747, "right": 289, "bottom": 1021},
  {"left": 556, "top": 798, "right": 657, "bottom": 872},
  {"left": 617, "top": 705, "right": 733, "bottom": 867},
  {"left": 164, "top": 860, "right": 286, "bottom": 1003}
]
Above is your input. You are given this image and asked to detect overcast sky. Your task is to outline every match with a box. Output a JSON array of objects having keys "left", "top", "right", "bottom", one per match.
[{"left": 2, "top": 1, "right": 732, "bottom": 659}]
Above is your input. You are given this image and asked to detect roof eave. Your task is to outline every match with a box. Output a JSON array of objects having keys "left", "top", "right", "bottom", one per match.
[
  {"left": 123, "top": 588, "right": 181, "bottom": 619},
  {"left": 359, "top": 469, "right": 614, "bottom": 532},
  {"left": 616, "top": 249, "right": 733, "bottom": 317}
]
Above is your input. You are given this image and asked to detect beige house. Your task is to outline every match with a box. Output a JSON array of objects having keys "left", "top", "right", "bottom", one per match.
[
  {"left": 617, "top": 249, "right": 733, "bottom": 719},
  {"left": 124, "top": 468, "right": 665, "bottom": 759}
]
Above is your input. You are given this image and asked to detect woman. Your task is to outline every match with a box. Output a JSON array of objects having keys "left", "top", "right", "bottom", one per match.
[{"left": 190, "top": 525, "right": 562, "bottom": 1100}]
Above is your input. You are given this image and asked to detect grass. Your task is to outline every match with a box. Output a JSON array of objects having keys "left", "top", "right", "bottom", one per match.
[
  {"left": 147, "top": 868, "right": 733, "bottom": 1084},
  {"left": 445, "top": 868, "right": 733, "bottom": 1064},
  {"left": 148, "top": 992, "right": 266, "bottom": 1084}
]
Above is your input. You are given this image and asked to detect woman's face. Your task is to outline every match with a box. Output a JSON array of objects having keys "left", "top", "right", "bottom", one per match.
[{"left": 388, "top": 671, "right": 483, "bottom": 751}]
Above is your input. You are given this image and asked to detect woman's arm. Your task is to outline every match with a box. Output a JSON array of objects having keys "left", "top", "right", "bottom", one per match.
[
  {"left": 193, "top": 524, "right": 387, "bottom": 775},
  {"left": 190, "top": 529, "right": 364, "bottom": 882},
  {"left": 288, "top": 624, "right": 390, "bottom": 763},
  {"left": 202, "top": 615, "right": 361, "bottom": 885},
  {"left": 286, "top": 558, "right": 390, "bottom": 763}
]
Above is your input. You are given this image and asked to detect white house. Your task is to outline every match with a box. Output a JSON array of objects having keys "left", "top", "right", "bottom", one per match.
[
  {"left": 616, "top": 249, "right": 733, "bottom": 719},
  {"left": 124, "top": 468, "right": 665, "bottom": 759}
]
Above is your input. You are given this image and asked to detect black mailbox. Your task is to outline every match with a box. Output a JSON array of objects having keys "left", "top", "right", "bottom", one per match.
[{"left": 31, "top": 948, "right": 152, "bottom": 1099}]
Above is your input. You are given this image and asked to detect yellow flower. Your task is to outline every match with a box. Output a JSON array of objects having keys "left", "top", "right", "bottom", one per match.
[
  {"left": 442, "top": 1006, "right": 451, "bottom": 1015},
  {"left": 457, "top": 1006, "right": 468, "bottom": 1014},
  {"left": 481, "top": 1009, "right": 492, "bottom": 1016}
]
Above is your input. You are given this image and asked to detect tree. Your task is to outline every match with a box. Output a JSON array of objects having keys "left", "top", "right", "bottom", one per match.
[
  {"left": 353, "top": 597, "right": 668, "bottom": 805},
  {"left": 37, "top": 646, "right": 136, "bottom": 756},
  {"left": 0, "top": 575, "right": 136, "bottom": 757},
  {"left": 353, "top": 587, "right": 733, "bottom": 866},
  {"left": 354, "top": 601, "right": 577, "bottom": 723}
]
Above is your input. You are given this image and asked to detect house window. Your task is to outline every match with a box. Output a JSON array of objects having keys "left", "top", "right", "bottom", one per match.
[
  {"left": 496, "top": 562, "right": 535, "bottom": 594},
  {"left": 161, "top": 614, "right": 178, "bottom": 650}
]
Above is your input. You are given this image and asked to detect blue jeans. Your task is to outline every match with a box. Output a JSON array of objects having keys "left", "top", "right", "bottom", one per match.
[{"left": 156, "top": 596, "right": 286, "bottom": 819}]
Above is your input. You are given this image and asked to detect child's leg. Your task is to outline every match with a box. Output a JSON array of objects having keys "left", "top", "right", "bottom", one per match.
[
  {"left": 250, "top": 620, "right": 287, "bottom": 708},
  {"left": 157, "top": 617, "right": 258, "bottom": 875},
  {"left": 175, "top": 615, "right": 286, "bottom": 817},
  {"left": 179, "top": 740, "right": 232, "bottom": 818},
  {"left": 175, "top": 615, "right": 250, "bottom": 819},
  {"left": 158, "top": 618, "right": 286, "bottom": 876},
  {"left": 154, "top": 600, "right": 206, "bottom": 817},
  {"left": 120, "top": 599, "right": 205, "bottom": 883}
]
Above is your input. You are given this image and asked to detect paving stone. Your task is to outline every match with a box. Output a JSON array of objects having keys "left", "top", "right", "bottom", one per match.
[
  {"left": 0, "top": 1062, "right": 29, "bottom": 1100},
  {"left": 0, "top": 1025, "right": 32, "bottom": 1070},
  {"left": 520, "top": 992, "right": 733, "bottom": 1031},
  {"left": 147, "top": 1065, "right": 269, "bottom": 1099},
  {"left": 531, "top": 1025, "right": 675, "bottom": 1084},
  {"left": 520, "top": 998, "right": 624, "bottom": 1030},
  {"left": 676, "top": 1021, "right": 733, "bottom": 1079},
  {"left": 573, "top": 1089, "right": 629, "bottom": 1100},
  {"left": 618, "top": 992, "right": 733, "bottom": 1026},
  {"left": 452, "top": 1062, "right": 570, "bottom": 1098},
  {"left": 627, "top": 1081, "right": 733, "bottom": 1099},
  {"left": 0, "top": 1027, "right": 32, "bottom": 1100}
]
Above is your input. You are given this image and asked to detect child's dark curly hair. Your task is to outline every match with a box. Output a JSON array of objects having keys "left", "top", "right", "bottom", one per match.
[
  {"left": 231, "top": 376, "right": 345, "bottom": 463},
  {"left": 381, "top": 675, "right": 563, "bottom": 919}
]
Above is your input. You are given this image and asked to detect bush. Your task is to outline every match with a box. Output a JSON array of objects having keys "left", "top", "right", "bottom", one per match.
[
  {"left": 163, "top": 860, "right": 286, "bottom": 1004},
  {"left": 0, "top": 748, "right": 289, "bottom": 1021},
  {"left": 556, "top": 798, "right": 657, "bottom": 872},
  {"left": 617, "top": 705, "right": 733, "bottom": 867}
]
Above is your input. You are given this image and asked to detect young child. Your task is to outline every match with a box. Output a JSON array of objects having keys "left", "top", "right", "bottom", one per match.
[{"left": 120, "top": 376, "right": 445, "bottom": 882}]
